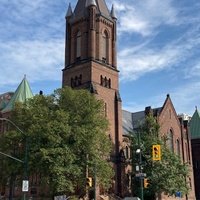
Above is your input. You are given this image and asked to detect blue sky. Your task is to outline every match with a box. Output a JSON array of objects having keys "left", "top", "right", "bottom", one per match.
[{"left": 0, "top": 0, "right": 200, "bottom": 115}]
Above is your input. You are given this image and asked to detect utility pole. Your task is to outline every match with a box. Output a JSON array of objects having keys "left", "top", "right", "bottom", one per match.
[
  {"left": 0, "top": 118, "right": 29, "bottom": 200},
  {"left": 137, "top": 131, "right": 144, "bottom": 200},
  {"left": 86, "top": 154, "right": 89, "bottom": 200},
  {"left": 94, "top": 163, "right": 96, "bottom": 200}
]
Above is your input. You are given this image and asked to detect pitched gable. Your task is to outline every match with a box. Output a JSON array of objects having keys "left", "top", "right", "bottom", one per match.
[
  {"left": 158, "top": 94, "right": 180, "bottom": 127},
  {"left": 1, "top": 77, "right": 33, "bottom": 113}
]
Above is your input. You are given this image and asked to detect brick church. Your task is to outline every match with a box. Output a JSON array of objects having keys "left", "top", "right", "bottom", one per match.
[
  {"left": 63, "top": 0, "right": 124, "bottom": 197},
  {"left": 0, "top": 0, "right": 197, "bottom": 199}
]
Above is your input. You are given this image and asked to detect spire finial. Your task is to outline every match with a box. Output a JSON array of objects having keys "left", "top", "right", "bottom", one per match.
[
  {"left": 66, "top": 3, "right": 73, "bottom": 18},
  {"left": 111, "top": 4, "right": 117, "bottom": 19},
  {"left": 195, "top": 106, "right": 198, "bottom": 110}
]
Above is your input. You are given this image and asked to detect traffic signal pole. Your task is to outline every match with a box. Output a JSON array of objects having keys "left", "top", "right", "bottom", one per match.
[{"left": 137, "top": 132, "right": 144, "bottom": 200}]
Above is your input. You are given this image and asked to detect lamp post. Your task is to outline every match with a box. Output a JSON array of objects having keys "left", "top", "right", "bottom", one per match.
[
  {"left": 135, "top": 131, "right": 144, "bottom": 200},
  {"left": 0, "top": 118, "right": 28, "bottom": 200}
]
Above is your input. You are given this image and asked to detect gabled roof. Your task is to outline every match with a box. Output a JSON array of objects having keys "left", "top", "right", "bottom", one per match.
[
  {"left": 158, "top": 94, "right": 181, "bottom": 125},
  {"left": 1, "top": 77, "right": 33, "bottom": 113},
  {"left": 122, "top": 94, "right": 182, "bottom": 137},
  {"left": 122, "top": 107, "right": 162, "bottom": 135},
  {"left": 190, "top": 108, "right": 200, "bottom": 139},
  {"left": 73, "top": 0, "right": 112, "bottom": 21}
]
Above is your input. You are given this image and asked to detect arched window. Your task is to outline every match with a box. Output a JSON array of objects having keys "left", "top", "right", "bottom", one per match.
[
  {"left": 100, "top": 75, "right": 103, "bottom": 85},
  {"left": 75, "top": 76, "right": 78, "bottom": 86},
  {"left": 125, "top": 146, "right": 129, "bottom": 159},
  {"left": 108, "top": 78, "right": 111, "bottom": 88},
  {"left": 104, "top": 77, "right": 108, "bottom": 87},
  {"left": 185, "top": 142, "right": 189, "bottom": 162},
  {"left": 76, "top": 31, "right": 81, "bottom": 59},
  {"left": 71, "top": 78, "right": 74, "bottom": 87},
  {"left": 102, "top": 30, "right": 109, "bottom": 63},
  {"left": 189, "top": 177, "right": 192, "bottom": 189},
  {"left": 167, "top": 129, "right": 174, "bottom": 152},
  {"left": 78, "top": 74, "right": 82, "bottom": 85},
  {"left": 176, "top": 139, "right": 180, "bottom": 156},
  {"left": 104, "top": 102, "right": 107, "bottom": 117}
]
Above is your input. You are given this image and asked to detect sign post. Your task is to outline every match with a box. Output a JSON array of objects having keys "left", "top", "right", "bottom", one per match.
[{"left": 22, "top": 180, "right": 29, "bottom": 192}]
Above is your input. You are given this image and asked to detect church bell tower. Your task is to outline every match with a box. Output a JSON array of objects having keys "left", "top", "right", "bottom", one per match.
[{"left": 62, "top": 0, "right": 123, "bottom": 196}]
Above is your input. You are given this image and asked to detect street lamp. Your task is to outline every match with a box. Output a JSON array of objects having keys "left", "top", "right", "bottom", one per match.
[
  {"left": 0, "top": 117, "right": 29, "bottom": 200},
  {"left": 135, "top": 132, "right": 144, "bottom": 200}
]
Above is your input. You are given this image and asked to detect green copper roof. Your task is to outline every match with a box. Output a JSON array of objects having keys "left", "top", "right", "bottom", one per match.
[
  {"left": 1, "top": 77, "right": 33, "bottom": 113},
  {"left": 0, "top": 100, "right": 8, "bottom": 110},
  {"left": 190, "top": 108, "right": 200, "bottom": 139}
]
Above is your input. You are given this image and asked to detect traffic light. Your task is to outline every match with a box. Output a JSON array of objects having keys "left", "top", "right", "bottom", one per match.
[
  {"left": 144, "top": 178, "right": 150, "bottom": 188},
  {"left": 86, "top": 177, "right": 92, "bottom": 187},
  {"left": 152, "top": 144, "right": 161, "bottom": 161}
]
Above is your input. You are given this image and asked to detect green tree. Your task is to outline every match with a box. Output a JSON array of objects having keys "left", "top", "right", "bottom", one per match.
[
  {"left": 0, "top": 87, "right": 113, "bottom": 197},
  {"left": 132, "top": 114, "right": 189, "bottom": 199}
]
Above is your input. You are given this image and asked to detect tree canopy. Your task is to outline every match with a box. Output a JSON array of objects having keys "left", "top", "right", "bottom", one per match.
[
  {"left": 0, "top": 87, "right": 113, "bottom": 197},
  {"left": 131, "top": 114, "right": 189, "bottom": 199}
]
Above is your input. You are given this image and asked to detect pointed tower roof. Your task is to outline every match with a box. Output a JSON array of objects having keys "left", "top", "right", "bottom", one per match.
[
  {"left": 66, "top": 3, "right": 73, "bottom": 18},
  {"left": 110, "top": 4, "right": 117, "bottom": 19},
  {"left": 1, "top": 76, "right": 34, "bottom": 113},
  {"left": 74, "top": 0, "right": 111, "bottom": 20},
  {"left": 86, "top": 0, "right": 97, "bottom": 7},
  {"left": 190, "top": 108, "right": 200, "bottom": 139}
]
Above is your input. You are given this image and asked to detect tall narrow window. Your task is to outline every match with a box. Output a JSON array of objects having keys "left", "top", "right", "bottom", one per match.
[
  {"left": 100, "top": 75, "right": 103, "bottom": 85},
  {"left": 102, "top": 30, "right": 109, "bottom": 63},
  {"left": 167, "top": 129, "right": 174, "bottom": 152},
  {"left": 185, "top": 142, "right": 189, "bottom": 162},
  {"left": 176, "top": 139, "right": 180, "bottom": 156},
  {"left": 104, "top": 102, "right": 107, "bottom": 117},
  {"left": 125, "top": 146, "right": 129, "bottom": 159},
  {"left": 76, "top": 31, "right": 81, "bottom": 59}
]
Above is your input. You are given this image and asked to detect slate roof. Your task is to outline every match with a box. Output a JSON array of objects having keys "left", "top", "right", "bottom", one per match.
[
  {"left": 122, "top": 107, "right": 162, "bottom": 136},
  {"left": 122, "top": 110, "right": 134, "bottom": 135},
  {"left": 190, "top": 108, "right": 200, "bottom": 139},
  {"left": 1, "top": 77, "right": 33, "bottom": 113},
  {"left": 73, "top": 0, "right": 112, "bottom": 20}
]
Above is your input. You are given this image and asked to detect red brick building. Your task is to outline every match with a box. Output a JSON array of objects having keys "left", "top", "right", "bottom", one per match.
[
  {"left": 0, "top": 0, "right": 197, "bottom": 199},
  {"left": 122, "top": 95, "right": 196, "bottom": 200},
  {"left": 62, "top": 0, "right": 124, "bottom": 197}
]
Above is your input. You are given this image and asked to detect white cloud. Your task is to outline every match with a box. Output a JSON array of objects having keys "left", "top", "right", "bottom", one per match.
[
  {"left": 123, "top": 80, "right": 200, "bottom": 115},
  {"left": 118, "top": 44, "right": 179, "bottom": 81},
  {"left": 153, "top": 82, "right": 200, "bottom": 115},
  {"left": 170, "top": 82, "right": 200, "bottom": 115},
  {"left": 118, "top": 23, "right": 200, "bottom": 81},
  {"left": 112, "top": 0, "right": 178, "bottom": 36},
  {"left": 184, "top": 62, "right": 200, "bottom": 79},
  {"left": 0, "top": 39, "right": 64, "bottom": 86}
]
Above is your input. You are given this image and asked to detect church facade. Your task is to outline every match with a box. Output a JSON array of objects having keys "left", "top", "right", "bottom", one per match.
[
  {"left": 0, "top": 0, "right": 197, "bottom": 199},
  {"left": 62, "top": 0, "right": 124, "bottom": 197}
]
